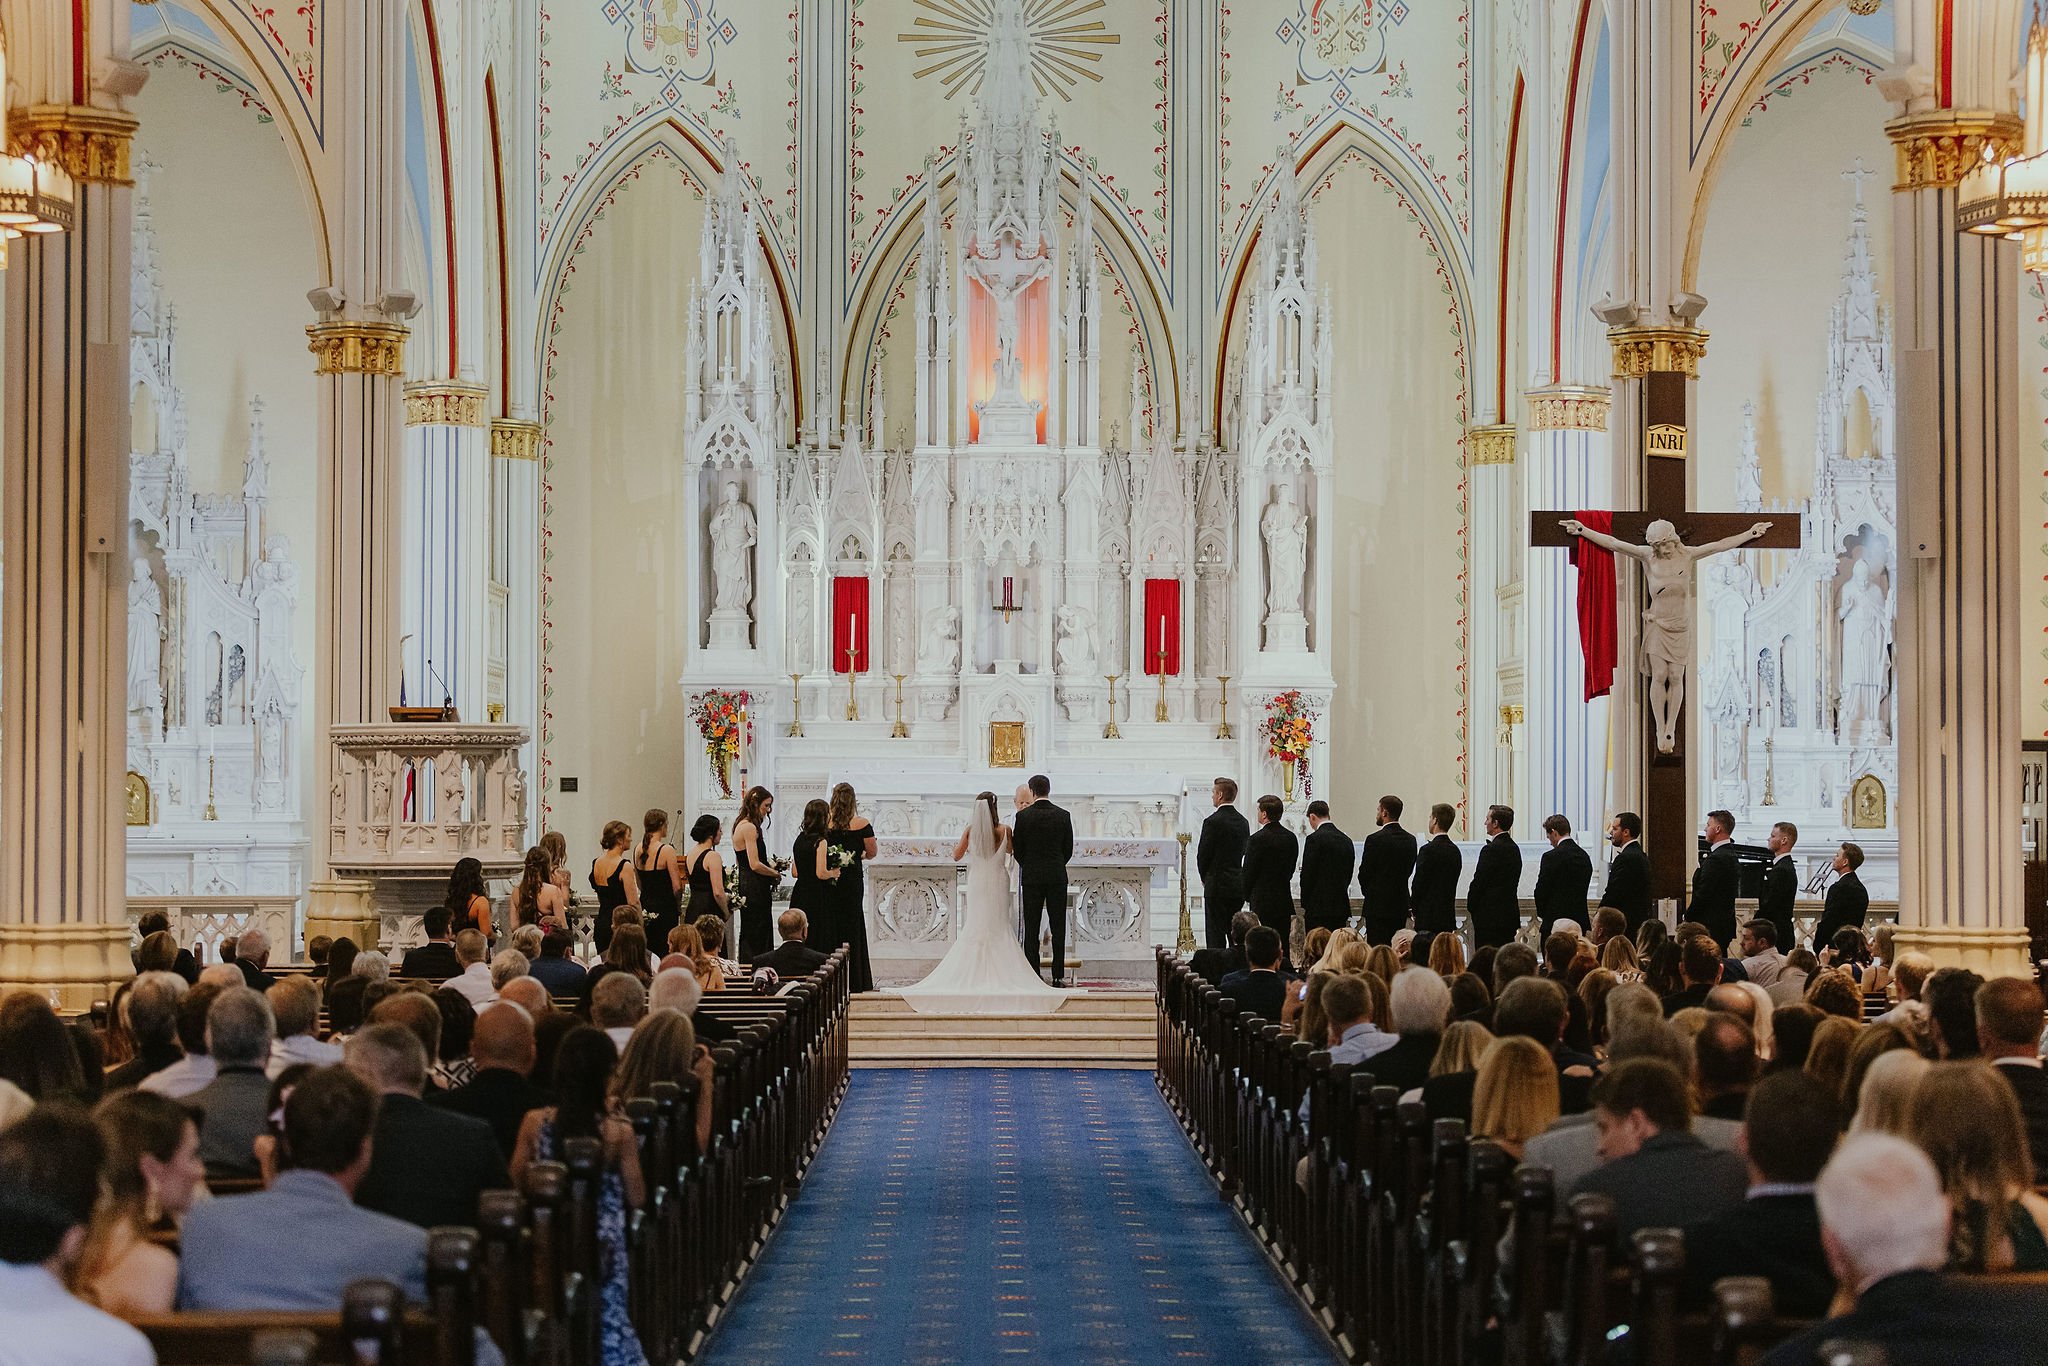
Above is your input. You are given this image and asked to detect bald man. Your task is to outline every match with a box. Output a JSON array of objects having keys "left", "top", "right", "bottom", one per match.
[
  {"left": 497, "top": 976, "right": 552, "bottom": 1019},
  {"left": 428, "top": 1002, "right": 547, "bottom": 1159}
]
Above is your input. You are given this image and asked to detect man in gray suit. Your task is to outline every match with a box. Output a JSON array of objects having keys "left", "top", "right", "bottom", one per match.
[
  {"left": 1570, "top": 1057, "right": 1748, "bottom": 1240},
  {"left": 177, "top": 1066, "right": 428, "bottom": 1310}
]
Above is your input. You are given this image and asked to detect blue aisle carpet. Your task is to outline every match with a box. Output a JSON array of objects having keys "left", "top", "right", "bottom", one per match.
[{"left": 700, "top": 1069, "right": 1336, "bottom": 1364}]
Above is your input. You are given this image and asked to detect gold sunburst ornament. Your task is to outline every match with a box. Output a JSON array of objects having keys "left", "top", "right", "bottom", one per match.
[{"left": 898, "top": 0, "right": 1120, "bottom": 101}]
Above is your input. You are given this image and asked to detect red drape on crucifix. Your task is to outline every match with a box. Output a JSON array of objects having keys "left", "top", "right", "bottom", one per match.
[
  {"left": 831, "top": 576, "right": 870, "bottom": 673},
  {"left": 1142, "top": 578, "right": 1181, "bottom": 675},
  {"left": 1568, "top": 510, "right": 1617, "bottom": 701}
]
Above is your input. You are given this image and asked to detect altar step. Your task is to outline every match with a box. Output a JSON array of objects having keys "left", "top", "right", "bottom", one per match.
[{"left": 848, "top": 990, "right": 1155, "bottom": 1069}]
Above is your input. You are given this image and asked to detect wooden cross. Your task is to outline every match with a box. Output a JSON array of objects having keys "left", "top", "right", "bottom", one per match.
[{"left": 1529, "top": 371, "right": 1802, "bottom": 902}]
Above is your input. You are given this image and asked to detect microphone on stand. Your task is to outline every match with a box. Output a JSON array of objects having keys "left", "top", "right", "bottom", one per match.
[{"left": 426, "top": 658, "right": 458, "bottom": 721}]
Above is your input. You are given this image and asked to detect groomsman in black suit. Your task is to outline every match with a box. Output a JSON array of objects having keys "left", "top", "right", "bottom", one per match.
[
  {"left": 1197, "top": 778, "right": 1251, "bottom": 949},
  {"left": 1812, "top": 841, "right": 1869, "bottom": 951},
  {"left": 1599, "top": 811, "right": 1652, "bottom": 932},
  {"left": 1466, "top": 805, "right": 1524, "bottom": 948},
  {"left": 1759, "top": 821, "right": 1800, "bottom": 954},
  {"left": 1011, "top": 774, "right": 1075, "bottom": 986},
  {"left": 1297, "top": 800, "right": 1355, "bottom": 933},
  {"left": 1689, "top": 809, "right": 1742, "bottom": 952},
  {"left": 1356, "top": 795, "right": 1418, "bottom": 945},
  {"left": 1241, "top": 794, "right": 1300, "bottom": 965},
  {"left": 1534, "top": 815, "right": 1594, "bottom": 933},
  {"left": 1410, "top": 803, "right": 1463, "bottom": 934}
]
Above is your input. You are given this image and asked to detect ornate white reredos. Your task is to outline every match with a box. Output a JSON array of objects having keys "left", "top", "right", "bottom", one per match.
[
  {"left": 126, "top": 159, "right": 309, "bottom": 911},
  {"left": 1702, "top": 166, "right": 1898, "bottom": 896},
  {"left": 677, "top": 0, "right": 1337, "bottom": 822}
]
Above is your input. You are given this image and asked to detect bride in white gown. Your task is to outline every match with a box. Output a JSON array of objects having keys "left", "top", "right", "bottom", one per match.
[{"left": 896, "top": 791, "right": 1070, "bottom": 1015}]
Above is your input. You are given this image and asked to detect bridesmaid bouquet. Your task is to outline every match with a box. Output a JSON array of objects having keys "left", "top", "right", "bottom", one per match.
[
  {"left": 722, "top": 865, "right": 742, "bottom": 901},
  {"left": 826, "top": 845, "right": 860, "bottom": 872}
]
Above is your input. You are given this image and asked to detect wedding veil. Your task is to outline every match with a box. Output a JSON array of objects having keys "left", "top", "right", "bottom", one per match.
[{"left": 969, "top": 794, "right": 998, "bottom": 860}]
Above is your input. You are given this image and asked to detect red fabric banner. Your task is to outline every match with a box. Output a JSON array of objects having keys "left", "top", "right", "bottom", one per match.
[
  {"left": 1570, "top": 510, "right": 1617, "bottom": 701},
  {"left": 831, "top": 575, "right": 870, "bottom": 673},
  {"left": 1142, "top": 578, "right": 1181, "bottom": 675}
]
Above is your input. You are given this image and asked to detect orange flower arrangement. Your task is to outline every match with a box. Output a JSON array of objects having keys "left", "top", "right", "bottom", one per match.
[
  {"left": 690, "top": 689, "right": 751, "bottom": 797},
  {"left": 1260, "top": 690, "right": 1320, "bottom": 797}
]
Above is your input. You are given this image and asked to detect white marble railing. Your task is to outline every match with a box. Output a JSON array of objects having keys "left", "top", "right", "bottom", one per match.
[
  {"left": 328, "top": 724, "right": 531, "bottom": 870},
  {"left": 128, "top": 894, "right": 300, "bottom": 964}
]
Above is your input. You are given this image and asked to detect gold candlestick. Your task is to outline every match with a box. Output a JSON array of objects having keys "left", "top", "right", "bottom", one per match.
[
  {"left": 1176, "top": 831, "right": 1196, "bottom": 955},
  {"left": 844, "top": 646, "right": 860, "bottom": 721},
  {"left": 890, "top": 674, "right": 909, "bottom": 738},
  {"left": 204, "top": 756, "right": 218, "bottom": 822},
  {"left": 1153, "top": 652, "right": 1170, "bottom": 722},
  {"left": 786, "top": 674, "right": 804, "bottom": 737},
  {"left": 1102, "top": 675, "right": 1121, "bottom": 739},
  {"left": 1215, "top": 675, "right": 1234, "bottom": 740}
]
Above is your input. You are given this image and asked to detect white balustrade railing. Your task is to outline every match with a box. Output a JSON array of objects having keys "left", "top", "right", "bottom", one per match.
[{"left": 128, "top": 894, "right": 300, "bottom": 964}]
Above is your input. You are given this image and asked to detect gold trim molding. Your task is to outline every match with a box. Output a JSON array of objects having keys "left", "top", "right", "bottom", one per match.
[
  {"left": 1466, "top": 424, "right": 1516, "bottom": 467},
  {"left": 1885, "top": 110, "right": 2023, "bottom": 192},
  {"left": 307, "top": 322, "right": 409, "bottom": 376},
  {"left": 404, "top": 381, "right": 490, "bottom": 428},
  {"left": 8, "top": 104, "right": 140, "bottom": 184},
  {"left": 1525, "top": 385, "right": 1612, "bottom": 432},
  {"left": 490, "top": 418, "right": 543, "bottom": 461},
  {"left": 1609, "top": 326, "right": 1708, "bottom": 380}
]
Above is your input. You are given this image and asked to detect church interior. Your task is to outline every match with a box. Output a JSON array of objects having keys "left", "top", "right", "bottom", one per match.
[{"left": 3, "top": 0, "right": 2048, "bottom": 1362}]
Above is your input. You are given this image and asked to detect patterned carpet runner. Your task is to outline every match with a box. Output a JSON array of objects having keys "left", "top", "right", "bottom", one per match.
[{"left": 700, "top": 1068, "right": 1334, "bottom": 1364}]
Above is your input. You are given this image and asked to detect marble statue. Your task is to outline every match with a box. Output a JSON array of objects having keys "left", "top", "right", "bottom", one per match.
[
  {"left": 258, "top": 707, "right": 284, "bottom": 786},
  {"left": 917, "top": 605, "right": 962, "bottom": 675},
  {"left": 708, "top": 482, "right": 757, "bottom": 614},
  {"left": 1054, "top": 604, "right": 1098, "bottom": 676},
  {"left": 1560, "top": 516, "right": 1773, "bottom": 754},
  {"left": 1837, "top": 558, "right": 1891, "bottom": 744},
  {"left": 128, "top": 557, "right": 164, "bottom": 718},
  {"left": 1261, "top": 487, "right": 1309, "bottom": 617}
]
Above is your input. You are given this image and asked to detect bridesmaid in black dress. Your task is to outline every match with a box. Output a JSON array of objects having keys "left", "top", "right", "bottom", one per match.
[
  {"left": 731, "top": 787, "right": 782, "bottom": 961},
  {"left": 823, "top": 782, "right": 877, "bottom": 993},
  {"left": 787, "top": 800, "right": 837, "bottom": 957},
  {"left": 681, "top": 815, "right": 729, "bottom": 950},
  {"left": 588, "top": 820, "right": 638, "bottom": 955},
  {"left": 635, "top": 808, "right": 685, "bottom": 956}
]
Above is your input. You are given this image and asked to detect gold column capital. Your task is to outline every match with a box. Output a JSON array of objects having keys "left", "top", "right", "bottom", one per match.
[
  {"left": 490, "top": 417, "right": 543, "bottom": 460},
  {"left": 403, "top": 380, "right": 490, "bottom": 428},
  {"left": 1884, "top": 109, "right": 2023, "bottom": 191},
  {"left": 307, "top": 321, "right": 409, "bottom": 376},
  {"left": 1525, "top": 384, "right": 1613, "bottom": 432},
  {"left": 7, "top": 104, "right": 140, "bottom": 184},
  {"left": 1466, "top": 423, "right": 1516, "bottom": 467},
  {"left": 1608, "top": 326, "right": 1708, "bottom": 380}
]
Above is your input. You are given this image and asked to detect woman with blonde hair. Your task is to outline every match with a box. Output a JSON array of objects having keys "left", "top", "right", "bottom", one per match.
[
  {"left": 72, "top": 1090, "right": 206, "bottom": 1315},
  {"left": 1803, "top": 1015, "right": 1860, "bottom": 1100},
  {"left": 512, "top": 845, "right": 567, "bottom": 933},
  {"left": 589, "top": 820, "right": 639, "bottom": 954},
  {"left": 667, "top": 922, "right": 724, "bottom": 994},
  {"left": 1303, "top": 926, "right": 1332, "bottom": 969},
  {"left": 1908, "top": 1061, "right": 2048, "bottom": 1271},
  {"left": 1426, "top": 931, "right": 1466, "bottom": 979},
  {"left": 1429, "top": 1019, "right": 1495, "bottom": 1080},
  {"left": 612, "top": 1007, "right": 715, "bottom": 1155},
  {"left": 1337, "top": 942, "right": 1373, "bottom": 977},
  {"left": 1599, "top": 934, "right": 1640, "bottom": 980},
  {"left": 1470, "top": 1035, "right": 1561, "bottom": 1161},
  {"left": 1312, "top": 927, "right": 1361, "bottom": 974},
  {"left": 1363, "top": 943, "right": 1402, "bottom": 988},
  {"left": 1849, "top": 1048, "right": 1930, "bottom": 1136}
]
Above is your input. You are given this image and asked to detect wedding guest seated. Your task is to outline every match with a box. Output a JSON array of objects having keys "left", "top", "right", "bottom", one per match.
[
  {"left": 1738, "top": 918, "right": 1787, "bottom": 988},
  {"left": 1413, "top": 1021, "right": 1495, "bottom": 1108},
  {"left": 1569, "top": 1058, "right": 1747, "bottom": 1239},
  {"left": 1449, "top": 972, "right": 1494, "bottom": 1027},
  {"left": 591, "top": 972, "right": 648, "bottom": 1052},
  {"left": 507, "top": 923, "right": 544, "bottom": 966},
  {"left": 649, "top": 967, "right": 737, "bottom": 1045},
  {"left": 528, "top": 928, "right": 589, "bottom": 999},
  {"left": 397, "top": 906, "right": 463, "bottom": 981},
  {"left": 1221, "top": 926, "right": 1288, "bottom": 1023},
  {"left": 135, "top": 909, "right": 199, "bottom": 983},
  {"left": 752, "top": 909, "right": 828, "bottom": 978},
  {"left": 1805, "top": 1016, "right": 1861, "bottom": 1098},
  {"left": 1661, "top": 935, "right": 1722, "bottom": 1016},
  {"left": 1978, "top": 977, "right": 2048, "bottom": 1178},
  {"left": 498, "top": 975, "right": 553, "bottom": 1020},
  {"left": 266, "top": 975, "right": 342, "bottom": 1077},
  {"left": 1849, "top": 1048, "right": 1931, "bottom": 1137},
  {"left": 178, "top": 1066, "right": 429, "bottom": 1309},
  {"left": 0, "top": 997, "right": 82, "bottom": 1107},
  {"left": 1695, "top": 1011, "right": 1760, "bottom": 1128},
  {"left": 351, "top": 948, "right": 392, "bottom": 984},
  {"left": 347, "top": 1023, "right": 508, "bottom": 1229},
  {"left": 1909, "top": 1060, "right": 2048, "bottom": 1271},
  {"left": 1872, "top": 951, "right": 1937, "bottom": 1051},
  {"left": 430, "top": 988, "right": 479, "bottom": 1091},
  {"left": 432, "top": 1002, "right": 548, "bottom": 1159},
  {"left": 1924, "top": 967, "right": 1987, "bottom": 1060},
  {"left": 489, "top": 948, "right": 532, "bottom": 1002},
  {"left": 1491, "top": 943, "right": 1539, "bottom": 998},
  {"left": 1426, "top": 931, "right": 1466, "bottom": 979},
  {"left": 140, "top": 980, "right": 222, "bottom": 1099},
  {"left": 187, "top": 985, "right": 276, "bottom": 1181},
  {"left": 1806, "top": 969, "right": 1865, "bottom": 1022},
  {"left": 1423, "top": 976, "right": 1593, "bottom": 1123},
  {"left": 1589, "top": 907, "right": 1627, "bottom": 952},
  {"left": 367, "top": 988, "right": 443, "bottom": 1065},
  {"left": 1680, "top": 1071, "right": 1839, "bottom": 1317},
  {"left": 307, "top": 935, "right": 332, "bottom": 971},
  {"left": 615, "top": 1009, "right": 716, "bottom": 1155},
  {"left": 73, "top": 1090, "right": 206, "bottom": 1316},
  {"left": 445, "top": 930, "right": 497, "bottom": 1009},
  {"left": 103, "top": 970, "right": 186, "bottom": 1091},
  {"left": 1760, "top": 1133, "right": 2048, "bottom": 1366},
  {"left": 1322, "top": 972, "right": 1395, "bottom": 1066},
  {"left": 1524, "top": 1015, "right": 1696, "bottom": 1192},
  {"left": 197, "top": 962, "right": 245, "bottom": 989},
  {"left": 1471, "top": 1035, "right": 1560, "bottom": 1162},
  {"left": 232, "top": 927, "right": 278, "bottom": 992},
  {"left": 1368, "top": 967, "right": 1451, "bottom": 1093},
  {"left": 0, "top": 1106, "right": 154, "bottom": 1366},
  {"left": 1770, "top": 1003, "right": 1826, "bottom": 1073},
  {"left": 692, "top": 916, "right": 743, "bottom": 983},
  {"left": 324, "top": 974, "right": 370, "bottom": 1043}
]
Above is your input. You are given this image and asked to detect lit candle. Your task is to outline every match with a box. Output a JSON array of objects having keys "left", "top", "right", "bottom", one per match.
[
  {"left": 1157, "top": 615, "right": 1166, "bottom": 662},
  {"left": 847, "top": 612, "right": 857, "bottom": 668}
]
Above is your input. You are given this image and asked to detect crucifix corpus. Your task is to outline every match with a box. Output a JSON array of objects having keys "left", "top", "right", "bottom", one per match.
[{"left": 1530, "top": 368, "right": 1802, "bottom": 901}]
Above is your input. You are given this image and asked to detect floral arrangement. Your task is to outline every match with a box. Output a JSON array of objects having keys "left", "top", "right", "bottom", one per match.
[
  {"left": 1260, "top": 690, "right": 1320, "bottom": 798},
  {"left": 827, "top": 844, "right": 860, "bottom": 872},
  {"left": 689, "top": 689, "right": 751, "bottom": 798},
  {"left": 722, "top": 864, "right": 742, "bottom": 901}
]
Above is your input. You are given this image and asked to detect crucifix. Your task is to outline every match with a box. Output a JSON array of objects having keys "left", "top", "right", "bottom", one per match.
[{"left": 1530, "top": 368, "right": 1802, "bottom": 902}]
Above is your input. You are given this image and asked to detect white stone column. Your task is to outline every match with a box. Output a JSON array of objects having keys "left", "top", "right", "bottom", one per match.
[
  {"left": 0, "top": 102, "right": 143, "bottom": 1008},
  {"left": 400, "top": 382, "right": 492, "bottom": 717},
  {"left": 1464, "top": 425, "right": 1519, "bottom": 817},
  {"left": 1887, "top": 110, "right": 2031, "bottom": 975}
]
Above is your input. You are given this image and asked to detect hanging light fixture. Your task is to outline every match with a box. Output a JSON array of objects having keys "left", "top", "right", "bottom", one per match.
[
  {"left": 1959, "top": 23, "right": 2048, "bottom": 268},
  {"left": 0, "top": 30, "right": 75, "bottom": 244}
]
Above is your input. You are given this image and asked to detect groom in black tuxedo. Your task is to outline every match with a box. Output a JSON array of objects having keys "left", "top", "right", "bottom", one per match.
[{"left": 1011, "top": 773, "right": 1075, "bottom": 986}]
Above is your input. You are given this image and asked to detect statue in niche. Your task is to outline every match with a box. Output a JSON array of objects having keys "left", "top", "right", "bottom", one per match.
[
  {"left": 1560, "top": 516, "right": 1773, "bottom": 754},
  {"left": 1837, "top": 558, "right": 1892, "bottom": 744},
  {"left": 1261, "top": 486, "right": 1310, "bottom": 617},
  {"left": 707, "top": 482, "right": 758, "bottom": 614},
  {"left": 128, "top": 557, "right": 165, "bottom": 721},
  {"left": 1054, "top": 604, "right": 1098, "bottom": 676},
  {"left": 258, "top": 707, "right": 284, "bottom": 787},
  {"left": 787, "top": 572, "right": 816, "bottom": 673},
  {"left": 917, "top": 605, "right": 961, "bottom": 675}
]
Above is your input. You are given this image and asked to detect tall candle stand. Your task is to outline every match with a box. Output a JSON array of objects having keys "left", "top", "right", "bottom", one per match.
[
  {"left": 1215, "top": 675, "right": 1234, "bottom": 740},
  {"left": 1175, "top": 831, "right": 1196, "bottom": 955},
  {"left": 1152, "top": 652, "right": 1170, "bottom": 722},
  {"left": 890, "top": 675, "right": 909, "bottom": 738},
  {"left": 203, "top": 756, "right": 218, "bottom": 822},
  {"left": 786, "top": 674, "right": 804, "bottom": 737},
  {"left": 1102, "top": 675, "right": 1122, "bottom": 739},
  {"left": 844, "top": 646, "right": 860, "bottom": 721}
]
